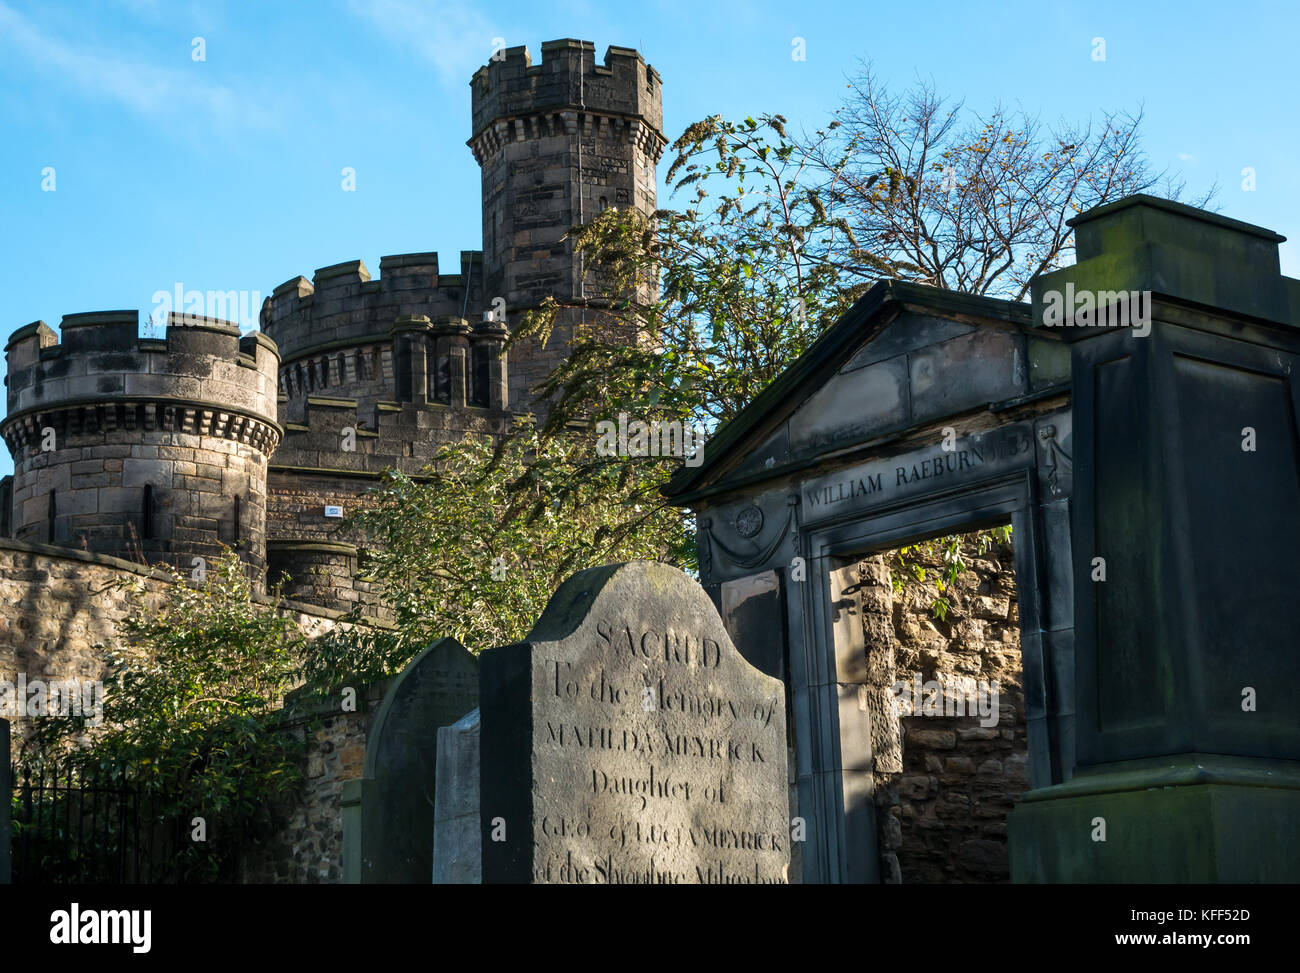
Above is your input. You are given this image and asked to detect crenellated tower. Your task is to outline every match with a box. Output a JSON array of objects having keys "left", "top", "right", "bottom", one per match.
[
  {"left": 0, "top": 38, "right": 665, "bottom": 618},
  {"left": 260, "top": 252, "right": 515, "bottom": 614},
  {"left": 1, "top": 312, "right": 280, "bottom": 582},
  {"left": 469, "top": 40, "right": 667, "bottom": 410}
]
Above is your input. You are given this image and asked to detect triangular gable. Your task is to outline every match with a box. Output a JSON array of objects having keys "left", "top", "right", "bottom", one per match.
[{"left": 665, "top": 279, "right": 1064, "bottom": 501}]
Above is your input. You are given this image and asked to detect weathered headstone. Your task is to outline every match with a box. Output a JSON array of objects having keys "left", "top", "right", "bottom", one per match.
[
  {"left": 1, "top": 719, "right": 9, "bottom": 884},
  {"left": 344, "top": 637, "right": 478, "bottom": 883},
  {"left": 432, "top": 708, "right": 481, "bottom": 883},
  {"left": 480, "top": 560, "right": 789, "bottom": 884}
]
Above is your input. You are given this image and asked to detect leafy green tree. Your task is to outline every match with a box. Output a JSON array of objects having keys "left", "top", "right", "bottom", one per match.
[
  {"left": 303, "top": 418, "right": 685, "bottom": 686},
  {"left": 521, "top": 113, "right": 855, "bottom": 435},
  {"left": 27, "top": 551, "right": 308, "bottom": 881},
  {"left": 507, "top": 89, "right": 1204, "bottom": 613}
]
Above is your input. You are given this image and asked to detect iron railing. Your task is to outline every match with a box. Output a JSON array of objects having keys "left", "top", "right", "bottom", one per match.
[{"left": 8, "top": 759, "right": 187, "bottom": 884}]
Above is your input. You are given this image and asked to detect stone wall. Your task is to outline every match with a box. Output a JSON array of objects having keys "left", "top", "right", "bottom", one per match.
[
  {"left": 238, "top": 683, "right": 385, "bottom": 884},
  {"left": 861, "top": 533, "right": 1029, "bottom": 884},
  {"left": 0, "top": 534, "right": 391, "bottom": 884},
  {"left": 0, "top": 537, "right": 344, "bottom": 746}
]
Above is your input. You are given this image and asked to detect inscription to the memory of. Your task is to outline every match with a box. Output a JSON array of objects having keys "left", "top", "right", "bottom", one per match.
[{"left": 479, "top": 561, "right": 789, "bottom": 884}]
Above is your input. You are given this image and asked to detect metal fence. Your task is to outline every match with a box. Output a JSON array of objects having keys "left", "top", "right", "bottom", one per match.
[{"left": 8, "top": 757, "right": 186, "bottom": 884}]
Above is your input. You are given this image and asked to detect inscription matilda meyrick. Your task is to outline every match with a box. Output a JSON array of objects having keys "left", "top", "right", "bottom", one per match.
[{"left": 479, "top": 561, "right": 789, "bottom": 884}]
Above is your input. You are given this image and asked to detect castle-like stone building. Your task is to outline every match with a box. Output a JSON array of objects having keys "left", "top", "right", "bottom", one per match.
[{"left": 0, "top": 40, "right": 666, "bottom": 616}]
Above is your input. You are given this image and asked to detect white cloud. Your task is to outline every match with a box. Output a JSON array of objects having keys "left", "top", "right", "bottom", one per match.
[
  {"left": 0, "top": 0, "right": 274, "bottom": 133},
  {"left": 1177, "top": 152, "right": 1198, "bottom": 163},
  {"left": 348, "top": 0, "right": 498, "bottom": 85}
]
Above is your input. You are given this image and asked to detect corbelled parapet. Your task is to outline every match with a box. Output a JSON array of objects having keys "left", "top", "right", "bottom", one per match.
[
  {"left": 468, "top": 40, "right": 665, "bottom": 164},
  {"left": 1, "top": 311, "right": 281, "bottom": 579},
  {"left": 4, "top": 311, "right": 280, "bottom": 451}
]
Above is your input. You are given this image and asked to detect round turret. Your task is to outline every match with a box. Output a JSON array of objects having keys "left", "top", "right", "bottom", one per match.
[{"left": 1, "top": 311, "right": 281, "bottom": 580}]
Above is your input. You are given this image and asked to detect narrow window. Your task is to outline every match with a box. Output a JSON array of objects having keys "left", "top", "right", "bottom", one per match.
[
  {"left": 470, "top": 344, "right": 491, "bottom": 407},
  {"left": 233, "top": 494, "right": 241, "bottom": 546},
  {"left": 47, "top": 490, "right": 55, "bottom": 543},
  {"left": 142, "top": 484, "right": 153, "bottom": 539},
  {"left": 434, "top": 352, "right": 451, "bottom": 404}
]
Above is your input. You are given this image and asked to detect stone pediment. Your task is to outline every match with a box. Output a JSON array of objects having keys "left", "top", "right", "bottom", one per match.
[{"left": 665, "top": 280, "right": 1070, "bottom": 501}]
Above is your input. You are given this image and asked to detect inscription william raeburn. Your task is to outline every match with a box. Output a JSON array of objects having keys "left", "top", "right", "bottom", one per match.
[{"left": 802, "top": 425, "right": 1035, "bottom": 518}]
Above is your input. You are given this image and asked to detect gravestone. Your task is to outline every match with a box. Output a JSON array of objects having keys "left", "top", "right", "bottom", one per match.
[
  {"left": 480, "top": 560, "right": 789, "bottom": 884},
  {"left": 343, "top": 638, "right": 478, "bottom": 883},
  {"left": 432, "top": 708, "right": 481, "bottom": 883},
  {"left": 1, "top": 719, "right": 9, "bottom": 884}
]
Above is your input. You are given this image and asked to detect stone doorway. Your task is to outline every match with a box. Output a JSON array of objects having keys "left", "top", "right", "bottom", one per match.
[
  {"left": 841, "top": 530, "right": 1030, "bottom": 883},
  {"left": 662, "top": 280, "right": 1077, "bottom": 883}
]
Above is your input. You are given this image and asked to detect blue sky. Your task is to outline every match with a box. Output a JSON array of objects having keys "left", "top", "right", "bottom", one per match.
[{"left": 1, "top": 0, "right": 1297, "bottom": 477}]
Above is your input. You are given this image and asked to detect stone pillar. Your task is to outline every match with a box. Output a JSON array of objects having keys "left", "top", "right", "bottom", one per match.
[
  {"left": 430, "top": 317, "right": 471, "bottom": 408},
  {"left": 1009, "top": 195, "right": 1300, "bottom": 882},
  {"left": 391, "top": 314, "right": 432, "bottom": 405},
  {"left": 340, "top": 778, "right": 362, "bottom": 884},
  {"left": 472, "top": 317, "right": 509, "bottom": 411}
]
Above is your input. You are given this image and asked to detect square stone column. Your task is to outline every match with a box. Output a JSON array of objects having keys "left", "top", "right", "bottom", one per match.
[
  {"left": 391, "top": 314, "right": 432, "bottom": 405},
  {"left": 430, "top": 317, "right": 471, "bottom": 408},
  {"left": 472, "top": 317, "right": 509, "bottom": 411}
]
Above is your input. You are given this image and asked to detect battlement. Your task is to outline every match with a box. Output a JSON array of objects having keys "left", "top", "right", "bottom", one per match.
[
  {"left": 2, "top": 312, "right": 282, "bottom": 577},
  {"left": 5, "top": 311, "right": 280, "bottom": 438},
  {"left": 469, "top": 39, "right": 664, "bottom": 162},
  {"left": 265, "top": 251, "right": 487, "bottom": 366},
  {"left": 0, "top": 35, "right": 665, "bottom": 601}
]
